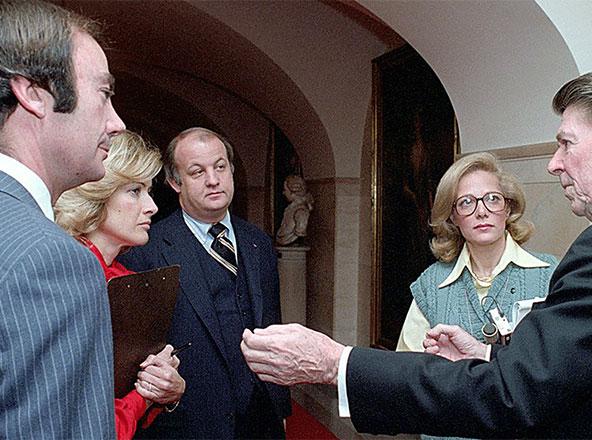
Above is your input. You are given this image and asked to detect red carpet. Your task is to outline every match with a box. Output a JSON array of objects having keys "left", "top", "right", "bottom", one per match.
[{"left": 286, "top": 400, "right": 338, "bottom": 440}]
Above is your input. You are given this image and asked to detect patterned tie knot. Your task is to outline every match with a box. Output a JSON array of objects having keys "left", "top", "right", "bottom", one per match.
[{"left": 208, "top": 222, "right": 227, "bottom": 239}]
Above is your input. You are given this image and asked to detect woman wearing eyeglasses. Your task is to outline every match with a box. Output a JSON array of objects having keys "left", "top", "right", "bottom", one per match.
[{"left": 396, "top": 152, "right": 558, "bottom": 364}]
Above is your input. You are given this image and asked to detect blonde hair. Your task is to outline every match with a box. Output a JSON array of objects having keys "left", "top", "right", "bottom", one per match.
[
  {"left": 55, "top": 130, "right": 162, "bottom": 237},
  {"left": 430, "top": 152, "right": 533, "bottom": 262}
]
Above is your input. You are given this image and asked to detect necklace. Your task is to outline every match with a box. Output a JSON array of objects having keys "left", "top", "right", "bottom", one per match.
[{"left": 475, "top": 273, "right": 493, "bottom": 283}]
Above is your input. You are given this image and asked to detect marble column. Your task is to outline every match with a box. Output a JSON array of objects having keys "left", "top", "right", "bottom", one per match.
[{"left": 276, "top": 245, "right": 310, "bottom": 325}]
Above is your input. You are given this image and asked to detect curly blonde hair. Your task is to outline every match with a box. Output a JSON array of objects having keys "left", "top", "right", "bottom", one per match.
[
  {"left": 55, "top": 130, "right": 162, "bottom": 237},
  {"left": 430, "top": 152, "right": 533, "bottom": 263}
]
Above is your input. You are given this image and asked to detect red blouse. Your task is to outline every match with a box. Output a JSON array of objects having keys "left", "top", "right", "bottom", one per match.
[{"left": 80, "top": 237, "right": 161, "bottom": 440}]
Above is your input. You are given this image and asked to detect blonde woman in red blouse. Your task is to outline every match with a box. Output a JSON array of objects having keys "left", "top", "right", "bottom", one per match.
[{"left": 55, "top": 130, "right": 185, "bottom": 440}]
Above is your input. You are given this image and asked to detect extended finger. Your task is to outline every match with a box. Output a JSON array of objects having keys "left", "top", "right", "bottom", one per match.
[
  {"left": 140, "top": 353, "right": 159, "bottom": 369},
  {"left": 251, "top": 324, "right": 289, "bottom": 335},
  {"left": 426, "top": 323, "right": 456, "bottom": 339},
  {"left": 139, "top": 366, "right": 176, "bottom": 388},
  {"left": 240, "top": 341, "right": 271, "bottom": 361},
  {"left": 424, "top": 346, "right": 440, "bottom": 354},
  {"left": 141, "top": 354, "right": 171, "bottom": 370},
  {"left": 156, "top": 344, "right": 174, "bottom": 358},
  {"left": 423, "top": 337, "right": 436, "bottom": 348},
  {"left": 241, "top": 330, "right": 275, "bottom": 351}
]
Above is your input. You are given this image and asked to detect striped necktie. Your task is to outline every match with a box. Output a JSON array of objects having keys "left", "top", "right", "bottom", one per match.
[{"left": 208, "top": 223, "right": 238, "bottom": 276}]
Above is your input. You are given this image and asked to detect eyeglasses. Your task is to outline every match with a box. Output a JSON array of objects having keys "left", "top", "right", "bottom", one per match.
[{"left": 453, "top": 191, "right": 507, "bottom": 216}]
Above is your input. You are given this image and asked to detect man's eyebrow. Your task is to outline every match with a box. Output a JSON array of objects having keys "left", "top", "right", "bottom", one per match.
[
  {"left": 556, "top": 130, "right": 574, "bottom": 141},
  {"left": 99, "top": 73, "right": 115, "bottom": 89}
]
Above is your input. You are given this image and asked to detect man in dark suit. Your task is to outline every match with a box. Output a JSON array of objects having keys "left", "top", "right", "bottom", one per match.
[
  {"left": 241, "top": 72, "right": 592, "bottom": 438},
  {"left": 120, "top": 127, "right": 291, "bottom": 439},
  {"left": 0, "top": 1, "right": 125, "bottom": 438}
]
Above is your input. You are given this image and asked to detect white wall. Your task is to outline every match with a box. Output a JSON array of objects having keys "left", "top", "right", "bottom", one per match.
[
  {"left": 536, "top": 0, "right": 592, "bottom": 73},
  {"left": 190, "top": 0, "right": 387, "bottom": 179},
  {"left": 360, "top": 0, "right": 579, "bottom": 153}
]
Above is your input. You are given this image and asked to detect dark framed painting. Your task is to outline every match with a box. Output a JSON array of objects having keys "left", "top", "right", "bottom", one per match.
[{"left": 371, "top": 44, "right": 457, "bottom": 350}]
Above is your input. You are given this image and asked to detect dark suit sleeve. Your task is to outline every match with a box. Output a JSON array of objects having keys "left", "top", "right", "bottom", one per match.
[
  {"left": 118, "top": 241, "right": 155, "bottom": 272},
  {"left": 347, "top": 227, "right": 592, "bottom": 438}
]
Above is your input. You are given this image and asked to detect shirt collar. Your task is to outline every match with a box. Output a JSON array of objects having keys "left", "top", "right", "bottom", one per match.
[
  {"left": 0, "top": 152, "right": 54, "bottom": 221},
  {"left": 182, "top": 210, "right": 235, "bottom": 248},
  {"left": 438, "top": 233, "right": 550, "bottom": 288}
]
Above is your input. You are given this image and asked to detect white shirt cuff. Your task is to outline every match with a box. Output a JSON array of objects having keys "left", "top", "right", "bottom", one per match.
[
  {"left": 485, "top": 343, "right": 492, "bottom": 361},
  {"left": 337, "top": 346, "right": 353, "bottom": 418}
]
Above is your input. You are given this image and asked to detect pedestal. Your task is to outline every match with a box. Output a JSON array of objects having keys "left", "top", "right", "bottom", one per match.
[{"left": 276, "top": 245, "right": 310, "bottom": 325}]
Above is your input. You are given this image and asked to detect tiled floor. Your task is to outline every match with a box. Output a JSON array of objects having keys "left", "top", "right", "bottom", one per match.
[{"left": 291, "top": 384, "right": 419, "bottom": 440}]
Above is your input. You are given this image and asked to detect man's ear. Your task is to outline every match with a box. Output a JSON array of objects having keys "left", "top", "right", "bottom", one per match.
[
  {"left": 9, "top": 76, "right": 50, "bottom": 118},
  {"left": 167, "top": 176, "right": 182, "bottom": 194}
]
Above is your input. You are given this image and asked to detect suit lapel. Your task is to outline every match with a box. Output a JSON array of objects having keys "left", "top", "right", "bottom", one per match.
[
  {"left": 160, "top": 211, "right": 228, "bottom": 358},
  {"left": 0, "top": 171, "right": 43, "bottom": 212},
  {"left": 234, "top": 218, "right": 264, "bottom": 326}
]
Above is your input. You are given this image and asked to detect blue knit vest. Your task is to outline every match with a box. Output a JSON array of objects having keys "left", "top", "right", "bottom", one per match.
[
  {"left": 411, "top": 252, "right": 558, "bottom": 342},
  {"left": 412, "top": 252, "right": 558, "bottom": 440}
]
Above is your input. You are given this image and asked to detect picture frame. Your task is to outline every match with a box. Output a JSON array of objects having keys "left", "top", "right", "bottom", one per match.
[{"left": 371, "top": 45, "right": 457, "bottom": 350}]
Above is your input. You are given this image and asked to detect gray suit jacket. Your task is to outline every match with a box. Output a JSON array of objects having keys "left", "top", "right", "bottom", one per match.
[{"left": 0, "top": 172, "right": 115, "bottom": 439}]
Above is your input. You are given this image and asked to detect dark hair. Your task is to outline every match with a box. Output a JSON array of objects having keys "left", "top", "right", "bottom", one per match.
[
  {"left": 552, "top": 72, "right": 592, "bottom": 118},
  {"left": 164, "top": 127, "right": 235, "bottom": 185},
  {"left": 0, "top": 0, "right": 103, "bottom": 128}
]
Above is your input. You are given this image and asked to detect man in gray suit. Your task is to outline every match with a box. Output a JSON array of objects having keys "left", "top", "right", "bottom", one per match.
[{"left": 0, "top": 1, "right": 125, "bottom": 438}]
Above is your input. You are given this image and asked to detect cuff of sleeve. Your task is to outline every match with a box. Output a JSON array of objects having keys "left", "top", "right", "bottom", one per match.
[
  {"left": 338, "top": 346, "right": 353, "bottom": 418},
  {"left": 126, "top": 390, "right": 149, "bottom": 421},
  {"left": 485, "top": 344, "right": 492, "bottom": 362}
]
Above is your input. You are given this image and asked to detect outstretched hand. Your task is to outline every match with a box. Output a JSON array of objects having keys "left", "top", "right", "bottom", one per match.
[
  {"left": 423, "top": 324, "right": 488, "bottom": 361},
  {"left": 241, "top": 323, "right": 345, "bottom": 386},
  {"left": 135, "top": 344, "right": 186, "bottom": 405}
]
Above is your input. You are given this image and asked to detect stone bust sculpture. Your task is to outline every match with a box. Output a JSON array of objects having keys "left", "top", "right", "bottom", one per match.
[{"left": 276, "top": 175, "right": 314, "bottom": 246}]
